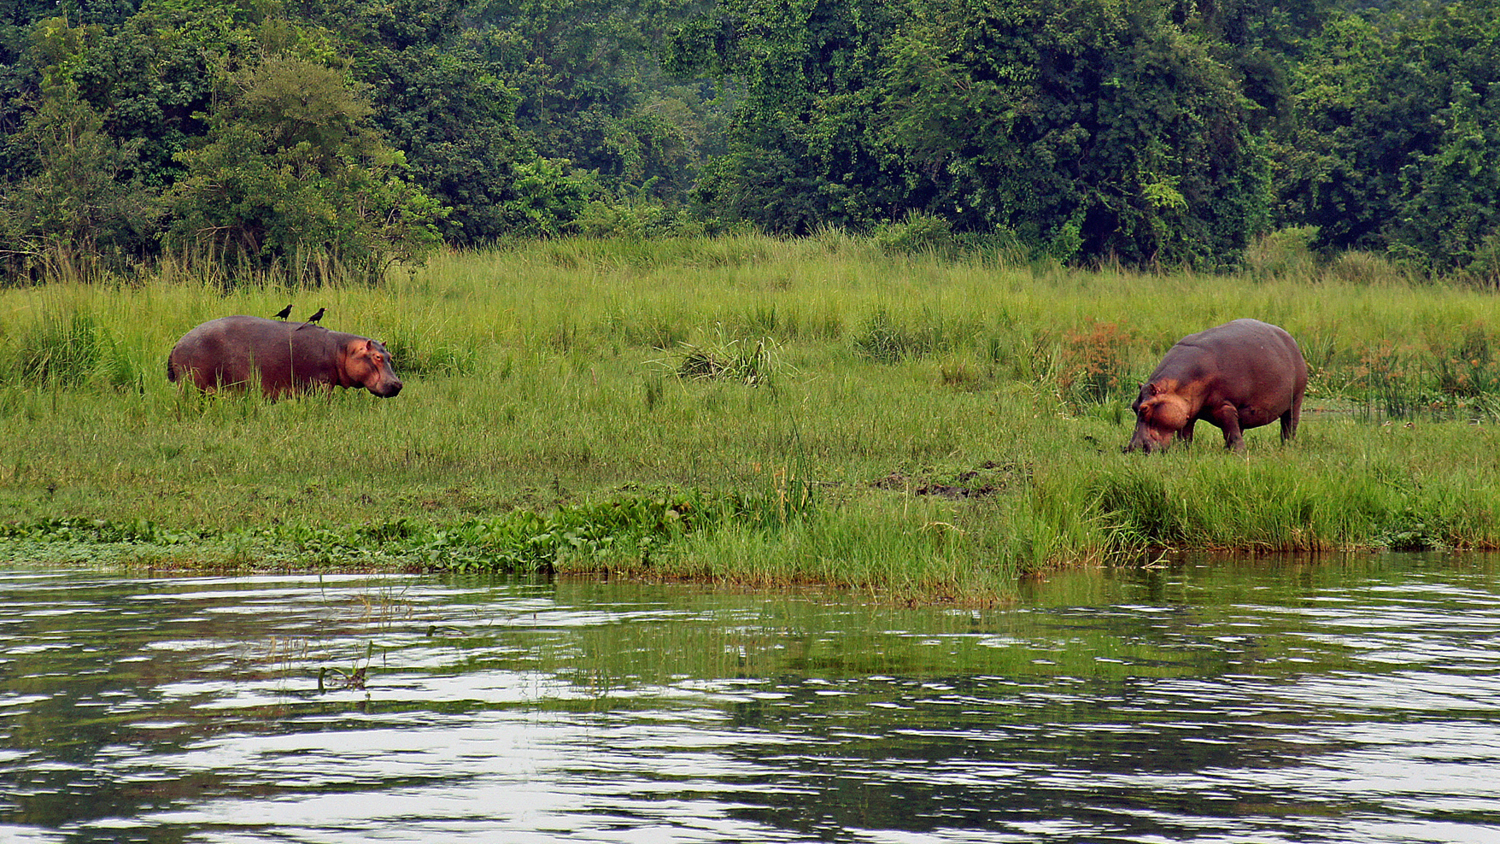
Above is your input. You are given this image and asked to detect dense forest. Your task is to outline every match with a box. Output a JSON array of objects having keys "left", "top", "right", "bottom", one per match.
[{"left": 1, "top": 0, "right": 1498, "bottom": 282}]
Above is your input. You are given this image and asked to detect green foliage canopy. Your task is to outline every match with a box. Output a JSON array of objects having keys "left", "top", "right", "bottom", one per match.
[
  {"left": 6, "top": 0, "right": 1500, "bottom": 279},
  {"left": 673, "top": 0, "right": 1271, "bottom": 267},
  {"left": 0, "top": 81, "right": 160, "bottom": 280},
  {"left": 670, "top": 0, "right": 904, "bottom": 235},
  {"left": 885, "top": 0, "right": 1270, "bottom": 267},
  {"left": 482, "top": 0, "right": 722, "bottom": 204},
  {"left": 1284, "top": 1, "right": 1500, "bottom": 279},
  {"left": 292, "top": 0, "right": 591, "bottom": 244},
  {"left": 4, "top": 0, "right": 446, "bottom": 281},
  {"left": 162, "top": 56, "right": 445, "bottom": 281}
]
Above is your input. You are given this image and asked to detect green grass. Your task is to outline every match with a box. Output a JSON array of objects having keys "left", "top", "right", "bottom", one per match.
[{"left": 0, "top": 232, "right": 1497, "bottom": 599}]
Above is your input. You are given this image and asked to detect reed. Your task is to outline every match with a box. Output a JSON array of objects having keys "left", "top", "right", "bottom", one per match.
[{"left": 1, "top": 233, "right": 1497, "bottom": 599}]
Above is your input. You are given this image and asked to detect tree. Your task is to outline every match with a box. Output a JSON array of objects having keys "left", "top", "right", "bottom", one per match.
[
  {"left": 674, "top": 0, "right": 1270, "bottom": 267},
  {"left": 886, "top": 0, "right": 1270, "bottom": 267},
  {"left": 669, "top": 0, "right": 909, "bottom": 234},
  {"left": 1281, "top": 1, "right": 1500, "bottom": 276},
  {"left": 0, "top": 81, "right": 160, "bottom": 280},
  {"left": 25, "top": 0, "right": 280, "bottom": 192},
  {"left": 291, "top": 0, "right": 609, "bottom": 243},
  {"left": 1, "top": 0, "right": 145, "bottom": 161},
  {"left": 480, "top": 0, "right": 726, "bottom": 205},
  {"left": 163, "top": 56, "right": 444, "bottom": 282}
]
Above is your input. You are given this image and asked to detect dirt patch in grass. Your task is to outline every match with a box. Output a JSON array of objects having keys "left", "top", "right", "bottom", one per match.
[{"left": 871, "top": 460, "right": 1029, "bottom": 499}]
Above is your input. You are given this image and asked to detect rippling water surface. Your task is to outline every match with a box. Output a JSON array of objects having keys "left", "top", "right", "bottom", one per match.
[{"left": 2, "top": 554, "right": 1499, "bottom": 843}]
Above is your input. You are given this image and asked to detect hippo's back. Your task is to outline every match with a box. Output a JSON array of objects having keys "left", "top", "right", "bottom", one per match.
[
  {"left": 168, "top": 315, "right": 325, "bottom": 393},
  {"left": 1162, "top": 318, "right": 1307, "bottom": 406}
]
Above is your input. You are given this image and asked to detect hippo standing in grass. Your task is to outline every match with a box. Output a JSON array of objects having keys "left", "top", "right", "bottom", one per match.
[
  {"left": 1127, "top": 318, "right": 1306, "bottom": 454},
  {"left": 167, "top": 315, "right": 402, "bottom": 398}
]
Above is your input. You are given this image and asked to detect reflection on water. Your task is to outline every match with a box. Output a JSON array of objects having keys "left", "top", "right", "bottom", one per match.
[{"left": 1, "top": 555, "right": 1498, "bottom": 843}]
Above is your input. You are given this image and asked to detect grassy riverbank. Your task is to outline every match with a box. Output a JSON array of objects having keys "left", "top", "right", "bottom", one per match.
[{"left": 1, "top": 232, "right": 1498, "bottom": 598}]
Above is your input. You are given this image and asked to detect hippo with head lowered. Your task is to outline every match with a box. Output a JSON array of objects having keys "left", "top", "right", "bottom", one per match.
[
  {"left": 167, "top": 315, "right": 402, "bottom": 398},
  {"left": 1127, "top": 318, "right": 1306, "bottom": 454}
]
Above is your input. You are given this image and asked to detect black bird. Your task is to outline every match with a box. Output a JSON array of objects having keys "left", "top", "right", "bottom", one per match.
[
  {"left": 273, "top": 304, "right": 293, "bottom": 319},
  {"left": 306, "top": 307, "right": 326, "bottom": 325}
]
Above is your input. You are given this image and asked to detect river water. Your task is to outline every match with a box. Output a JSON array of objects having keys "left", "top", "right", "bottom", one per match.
[{"left": 1, "top": 554, "right": 1498, "bottom": 843}]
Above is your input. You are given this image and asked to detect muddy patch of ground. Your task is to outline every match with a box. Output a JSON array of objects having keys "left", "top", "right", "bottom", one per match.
[{"left": 871, "top": 460, "right": 1030, "bottom": 499}]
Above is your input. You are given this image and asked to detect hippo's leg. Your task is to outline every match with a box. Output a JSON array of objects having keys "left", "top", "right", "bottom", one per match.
[
  {"left": 1180, "top": 418, "right": 1197, "bottom": 445},
  {"left": 1280, "top": 393, "right": 1304, "bottom": 443},
  {"left": 1207, "top": 402, "right": 1245, "bottom": 452}
]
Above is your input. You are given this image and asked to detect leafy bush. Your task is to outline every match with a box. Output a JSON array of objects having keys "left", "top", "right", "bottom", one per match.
[
  {"left": 872, "top": 212, "right": 955, "bottom": 255},
  {"left": 573, "top": 200, "right": 705, "bottom": 239}
]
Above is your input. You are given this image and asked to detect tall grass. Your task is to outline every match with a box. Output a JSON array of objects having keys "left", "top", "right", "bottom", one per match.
[{"left": 0, "top": 232, "right": 1498, "bottom": 599}]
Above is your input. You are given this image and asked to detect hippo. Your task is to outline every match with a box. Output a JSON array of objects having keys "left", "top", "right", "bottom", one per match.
[
  {"left": 167, "top": 315, "right": 402, "bottom": 398},
  {"left": 1127, "top": 318, "right": 1306, "bottom": 453}
]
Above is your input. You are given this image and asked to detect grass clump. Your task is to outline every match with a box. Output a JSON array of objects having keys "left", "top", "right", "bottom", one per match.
[{"left": 667, "top": 333, "right": 782, "bottom": 386}]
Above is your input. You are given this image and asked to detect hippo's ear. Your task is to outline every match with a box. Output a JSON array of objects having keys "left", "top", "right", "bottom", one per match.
[{"left": 1144, "top": 383, "right": 1159, "bottom": 397}]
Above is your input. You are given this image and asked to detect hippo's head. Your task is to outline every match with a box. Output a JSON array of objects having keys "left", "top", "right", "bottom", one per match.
[
  {"left": 1126, "top": 382, "right": 1189, "bottom": 453},
  {"left": 343, "top": 338, "right": 403, "bottom": 398}
]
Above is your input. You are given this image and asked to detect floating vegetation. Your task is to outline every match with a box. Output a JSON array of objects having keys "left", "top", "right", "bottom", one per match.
[
  {"left": 318, "top": 665, "right": 367, "bottom": 692},
  {"left": 0, "top": 494, "right": 712, "bottom": 574}
]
